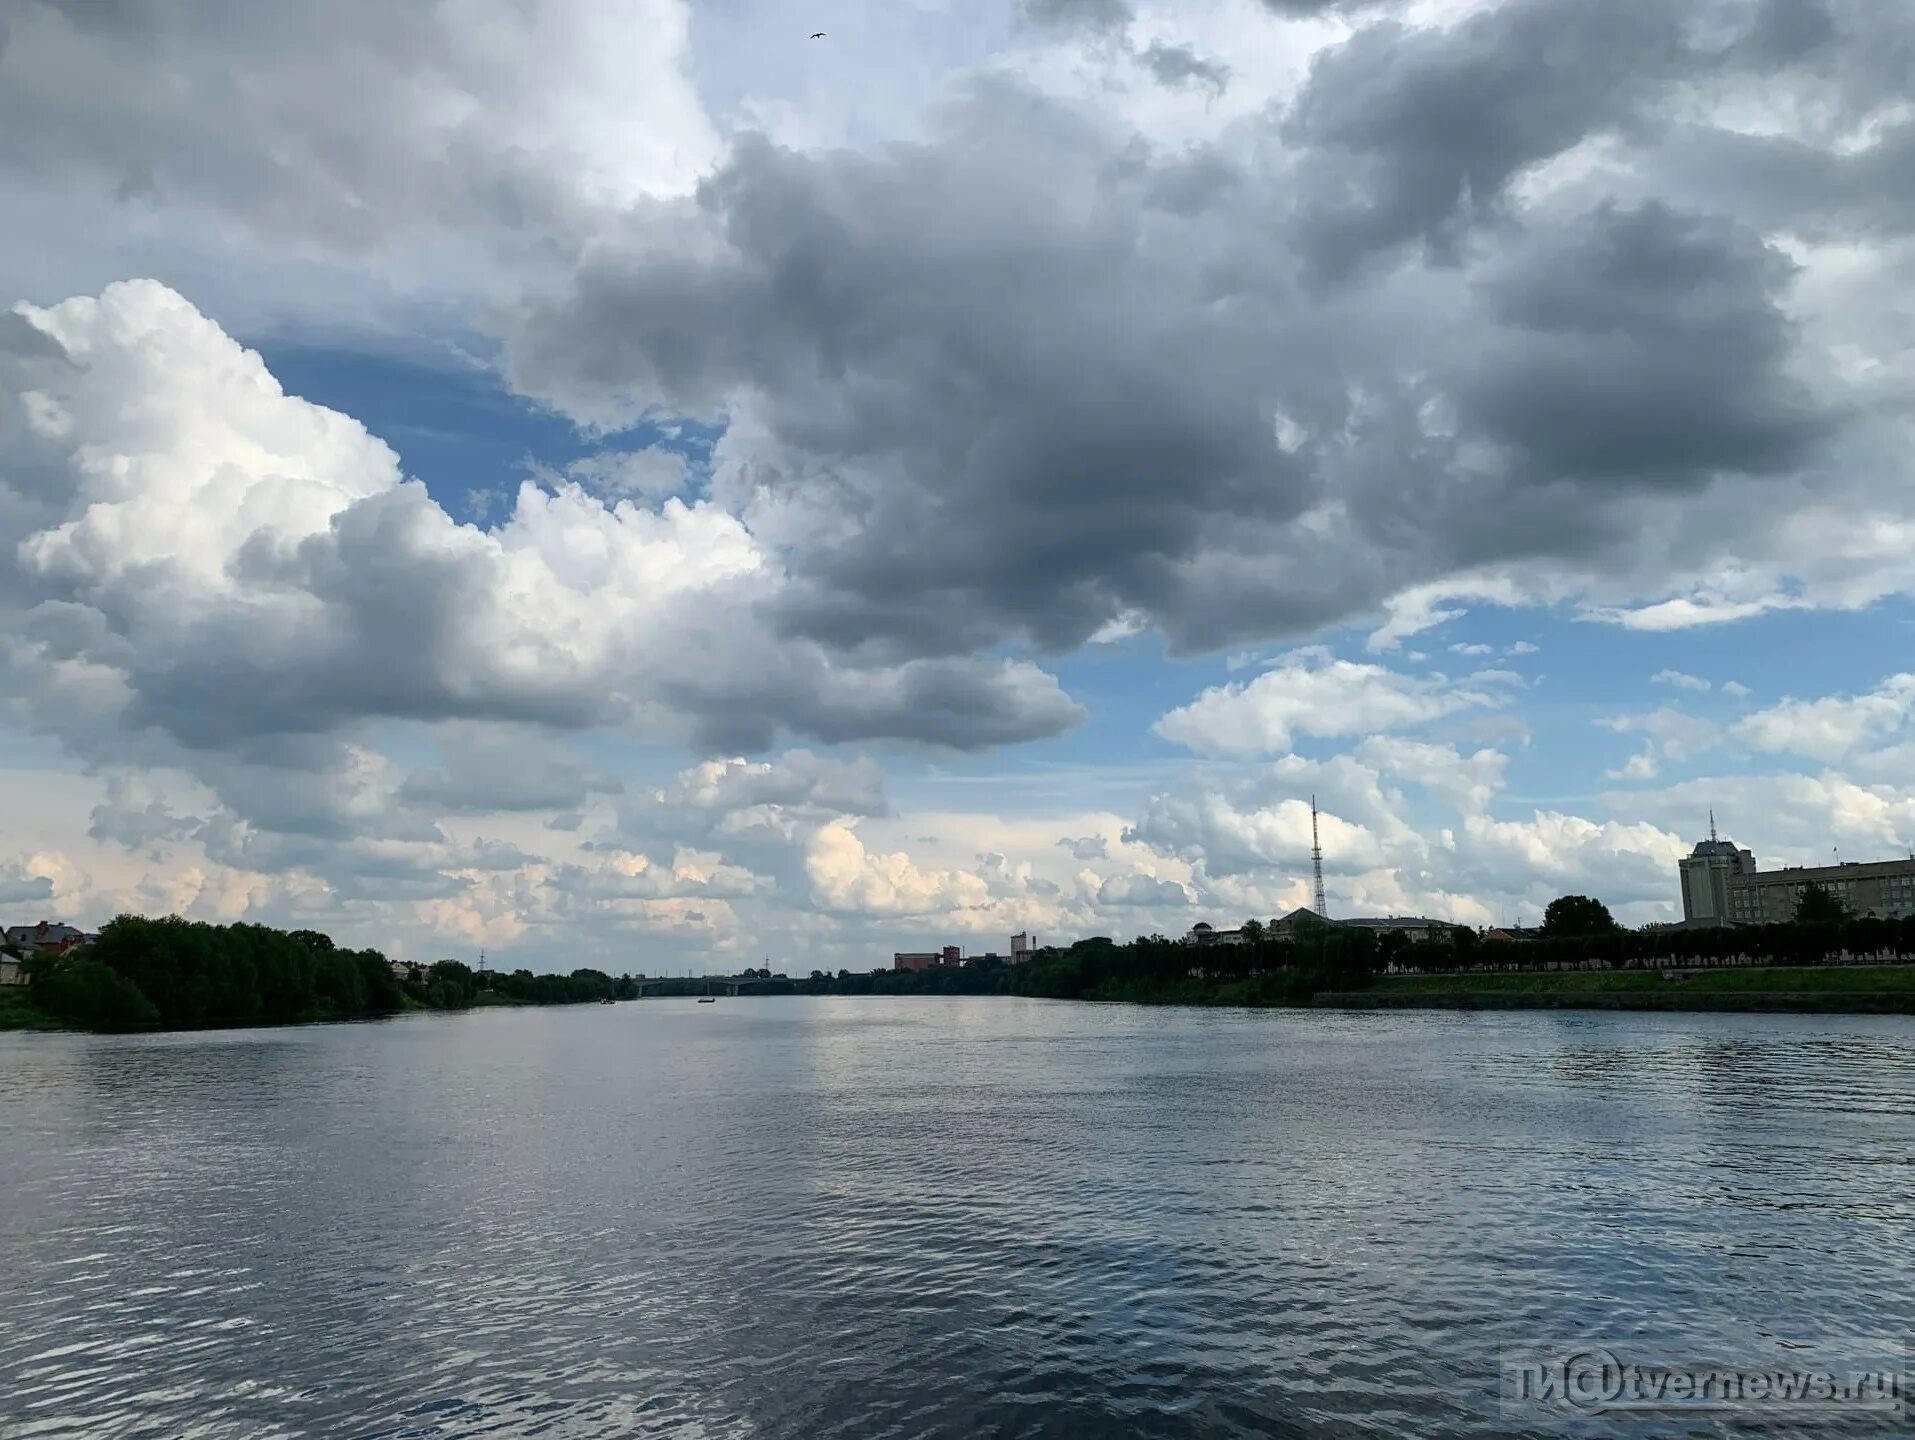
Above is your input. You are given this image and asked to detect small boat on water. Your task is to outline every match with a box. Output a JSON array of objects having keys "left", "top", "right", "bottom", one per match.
[{"left": 697, "top": 996, "right": 716, "bottom": 1004}]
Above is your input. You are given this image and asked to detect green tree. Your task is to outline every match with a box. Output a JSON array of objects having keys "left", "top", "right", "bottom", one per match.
[
  {"left": 1793, "top": 882, "right": 1848, "bottom": 926},
  {"left": 426, "top": 960, "right": 478, "bottom": 1007},
  {"left": 1318, "top": 926, "right": 1382, "bottom": 988},
  {"left": 350, "top": 950, "right": 405, "bottom": 1012},
  {"left": 1239, "top": 918, "right": 1265, "bottom": 946},
  {"left": 1543, "top": 895, "right": 1620, "bottom": 937},
  {"left": 1378, "top": 928, "right": 1410, "bottom": 970},
  {"left": 31, "top": 955, "right": 159, "bottom": 1029}
]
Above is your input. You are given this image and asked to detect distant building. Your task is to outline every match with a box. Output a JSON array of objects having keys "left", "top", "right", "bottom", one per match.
[
  {"left": 3, "top": 921, "right": 90, "bottom": 956},
  {"left": 1185, "top": 922, "right": 1245, "bottom": 946},
  {"left": 894, "top": 946, "right": 962, "bottom": 972},
  {"left": 1010, "top": 932, "right": 1033, "bottom": 964},
  {"left": 1725, "top": 856, "right": 1915, "bottom": 925},
  {"left": 0, "top": 958, "right": 24, "bottom": 988},
  {"left": 1334, "top": 916, "right": 1468, "bottom": 942},
  {"left": 1262, "top": 909, "right": 1462, "bottom": 943},
  {"left": 1267, "top": 908, "right": 1332, "bottom": 941},
  {"left": 1678, "top": 819, "right": 1757, "bottom": 925},
  {"left": 1675, "top": 817, "right": 1915, "bottom": 924},
  {"left": 1484, "top": 926, "right": 1544, "bottom": 943}
]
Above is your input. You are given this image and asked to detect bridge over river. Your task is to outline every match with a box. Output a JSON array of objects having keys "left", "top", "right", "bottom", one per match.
[{"left": 633, "top": 977, "right": 800, "bottom": 998}]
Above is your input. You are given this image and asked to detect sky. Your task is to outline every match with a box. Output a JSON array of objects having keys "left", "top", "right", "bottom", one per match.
[{"left": 3, "top": 0, "right": 1915, "bottom": 972}]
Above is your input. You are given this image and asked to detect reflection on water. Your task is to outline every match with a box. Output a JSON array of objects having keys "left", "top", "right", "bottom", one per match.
[{"left": 1, "top": 1000, "right": 1912, "bottom": 1438}]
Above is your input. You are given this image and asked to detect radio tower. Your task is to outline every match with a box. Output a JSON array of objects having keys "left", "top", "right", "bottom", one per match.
[{"left": 1311, "top": 795, "right": 1328, "bottom": 919}]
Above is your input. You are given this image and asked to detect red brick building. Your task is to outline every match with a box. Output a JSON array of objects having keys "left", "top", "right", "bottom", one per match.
[{"left": 893, "top": 945, "right": 962, "bottom": 971}]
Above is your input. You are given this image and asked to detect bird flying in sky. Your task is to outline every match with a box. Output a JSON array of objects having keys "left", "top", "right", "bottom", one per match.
[{"left": 811, "top": 32, "right": 825, "bottom": 39}]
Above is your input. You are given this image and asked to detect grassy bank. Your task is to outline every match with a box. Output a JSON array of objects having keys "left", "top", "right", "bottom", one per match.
[
  {"left": 1317, "top": 965, "right": 1915, "bottom": 1013},
  {"left": 1070, "top": 974, "right": 1320, "bottom": 1007}
]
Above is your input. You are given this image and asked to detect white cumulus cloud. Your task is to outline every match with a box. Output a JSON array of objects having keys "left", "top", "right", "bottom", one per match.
[
  {"left": 1, "top": 282, "right": 1082, "bottom": 757},
  {"left": 1154, "top": 648, "right": 1508, "bottom": 758},
  {"left": 1734, "top": 673, "right": 1915, "bottom": 762}
]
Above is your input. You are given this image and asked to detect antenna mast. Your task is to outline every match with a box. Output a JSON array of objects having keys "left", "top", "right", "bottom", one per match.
[
  {"left": 1709, "top": 809, "right": 1717, "bottom": 843},
  {"left": 1311, "top": 795, "right": 1328, "bottom": 919}
]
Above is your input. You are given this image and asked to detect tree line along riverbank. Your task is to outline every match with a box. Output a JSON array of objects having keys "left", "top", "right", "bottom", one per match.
[
  {"left": 776, "top": 894, "right": 1915, "bottom": 1013},
  {"left": 3, "top": 916, "right": 640, "bottom": 1032},
  {"left": 11, "top": 900, "right": 1915, "bottom": 1034},
  {"left": 983, "top": 921, "right": 1915, "bottom": 1013},
  {"left": 726, "top": 906, "right": 1915, "bottom": 1014},
  {"left": 1319, "top": 964, "right": 1915, "bottom": 1014}
]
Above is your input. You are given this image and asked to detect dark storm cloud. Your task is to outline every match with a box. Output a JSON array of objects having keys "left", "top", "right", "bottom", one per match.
[
  {"left": 507, "top": 7, "right": 1868, "bottom": 659},
  {"left": 1733, "top": 0, "right": 1838, "bottom": 66},
  {"left": 1139, "top": 42, "right": 1229, "bottom": 93},
  {"left": 1318, "top": 199, "right": 1833, "bottom": 583},
  {"left": 25, "top": 0, "right": 157, "bottom": 37},
  {"left": 192, "top": 744, "right": 445, "bottom": 846},
  {"left": 194, "top": 817, "right": 466, "bottom": 890},
  {"left": 1654, "top": 119, "right": 1915, "bottom": 239},
  {"left": 1458, "top": 201, "right": 1829, "bottom": 484},
  {"left": 88, "top": 787, "right": 197, "bottom": 851},
  {"left": 1018, "top": 0, "right": 1133, "bottom": 33},
  {"left": 7, "top": 360, "right": 1076, "bottom": 765},
  {"left": 8, "top": 0, "right": 1911, "bottom": 768},
  {"left": 735, "top": 656, "right": 1089, "bottom": 753},
  {"left": 508, "top": 89, "right": 1326, "bottom": 659},
  {"left": 0, "top": 311, "right": 67, "bottom": 362},
  {"left": 397, "top": 727, "right": 625, "bottom": 815},
  {"left": 0, "top": 0, "right": 693, "bottom": 285},
  {"left": 1281, "top": 0, "right": 1690, "bottom": 278},
  {"left": 0, "top": 864, "right": 54, "bottom": 905},
  {"left": 1258, "top": 0, "right": 1402, "bottom": 12},
  {"left": 119, "top": 486, "right": 607, "bottom": 746}
]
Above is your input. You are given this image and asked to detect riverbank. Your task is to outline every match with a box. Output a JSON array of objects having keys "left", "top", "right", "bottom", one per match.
[
  {"left": 0, "top": 987, "right": 627, "bottom": 1034},
  {"left": 1315, "top": 964, "right": 1915, "bottom": 1014},
  {"left": 0, "top": 989, "right": 55, "bottom": 1031},
  {"left": 13, "top": 916, "right": 644, "bottom": 1032}
]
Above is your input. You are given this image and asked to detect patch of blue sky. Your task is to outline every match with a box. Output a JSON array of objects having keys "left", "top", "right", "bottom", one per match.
[{"left": 255, "top": 340, "right": 720, "bottom": 525}]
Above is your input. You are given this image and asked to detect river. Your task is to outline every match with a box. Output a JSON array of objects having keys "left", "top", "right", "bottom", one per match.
[{"left": 1, "top": 998, "right": 1911, "bottom": 1438}]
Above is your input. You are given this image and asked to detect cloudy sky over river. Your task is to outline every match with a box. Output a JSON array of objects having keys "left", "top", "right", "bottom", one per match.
[{"left": 3, "top": 0, "right": 1914, "bottom": 969}]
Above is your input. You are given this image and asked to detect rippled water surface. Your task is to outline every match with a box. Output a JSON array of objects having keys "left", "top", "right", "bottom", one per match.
[{"left": 3, "top": 999, "right": 1913, "bottom": 1438}]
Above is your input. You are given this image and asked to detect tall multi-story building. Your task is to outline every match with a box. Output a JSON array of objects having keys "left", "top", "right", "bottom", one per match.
[
  {"left": 1676, "top": 818, "right": 1915, "bottom": 924},
  {"left": 1678, "top": 818, "right": 1756, "bottom": 924},
  {"left": 1724, "top": 857, "right": 1915, "bottom": 925}
]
